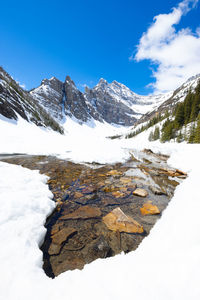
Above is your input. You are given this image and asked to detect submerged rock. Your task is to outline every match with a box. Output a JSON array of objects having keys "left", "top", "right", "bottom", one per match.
[
  {"left": 103, "top": 207, "right": 144, "bottom": 234},
  {"left": 140, "top": 202, "right": 160, "bottom": 216},
  {"left": 60, "top": 206, "right": 102, "bottom": 220},
  {"left": 49, "top": 227, "right": 77, "bottom": 255}
]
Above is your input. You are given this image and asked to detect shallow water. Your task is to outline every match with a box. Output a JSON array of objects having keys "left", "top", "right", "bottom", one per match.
[{"left": 0, "top": 150, "right": 185, "bottom": 277}]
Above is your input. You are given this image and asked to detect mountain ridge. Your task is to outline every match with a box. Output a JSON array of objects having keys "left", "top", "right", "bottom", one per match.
[{"left": 1, "top": 65, "right": 200, "bottom": 132}]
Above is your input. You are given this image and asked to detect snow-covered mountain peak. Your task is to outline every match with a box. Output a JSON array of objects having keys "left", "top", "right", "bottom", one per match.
[{"left": 96, "top": 78, "right": 108, "bottom": 89}]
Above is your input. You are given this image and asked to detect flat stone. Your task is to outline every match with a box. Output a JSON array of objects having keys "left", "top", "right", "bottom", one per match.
[
  {"left": 48, "top": 227, "right": 77, "bottom": 255},
  {"left": 51, "top": 227, "right": 77, "bottom": 245},
  {"left": 112, "top": 191, "right": 125, "bottom": 198},
  {"left": 60, "top": 206, "right": 102, "bottom": 220},
  {"left": 140, "top": 202, "right": 160, "bottom": 215},
  {"left": 119, "top": 177, "right": 132, "bottom": 184},
  {"left": 107, "top": 170, "right": 123, "bottom": 176},
  {"left": 103, "top": 207, "right": 144, "bottom": 234},
  {"left": 133, "top": 188, "right": 148, "bottom": 197}
]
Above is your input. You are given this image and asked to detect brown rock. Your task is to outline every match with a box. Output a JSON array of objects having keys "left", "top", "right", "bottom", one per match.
[
  {"left": 107, "top": 170, "right": 123, "bottom": 176},
  {"left": 119, "top": 177, "right": 132, "bottom": 184},
  {"left": 51, "top": 227, "right": 77, "bottom": 245},
  {"left": 112, "top": 191, "right": 125, "bottom": 198},
  {"left": 140, "top": 202, "right": 160, "bottom": 216},
  {"left": 60, "top": 206, "right": 102, "bottom": 220},
  {"left": 103, "top": 207, "right": 144, "bottom": 234},
  {"left": 49, "top": 227, "right": 77, "bottom": 255},
  {"left": 149, "top": 185, "right": 166, "bottom": 195},
  {"left": 103, "top": 186, "right": 118, "bottom": 193},
  {"left": 53, "top": 257, "right": 85, "bottom": 276},
  {"left": 74, "top": 192, "right": 84, "bottom": 199},
  {"left": 133, "top": 188, "right": 148, "bottom": 197}
]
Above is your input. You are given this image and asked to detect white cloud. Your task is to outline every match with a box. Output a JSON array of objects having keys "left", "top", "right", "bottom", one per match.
[{"left": 134, "top": 0, "right": 200, "bottom": 93}]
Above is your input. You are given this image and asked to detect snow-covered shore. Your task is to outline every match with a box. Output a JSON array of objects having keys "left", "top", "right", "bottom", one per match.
[{"left": 0, "top": 116, "right": 200, "bottom": 300}]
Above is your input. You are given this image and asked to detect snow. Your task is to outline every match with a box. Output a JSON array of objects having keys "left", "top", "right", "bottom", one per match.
[
  {"left": 0, "top": 114, "right": 131, "bottom": 164},
  {"left": 1, "top": 113, "right": 200, "bottom": 299}
]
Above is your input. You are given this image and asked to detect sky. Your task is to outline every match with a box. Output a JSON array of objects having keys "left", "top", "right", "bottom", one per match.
[{"left": 0, "top": 0, "right": 199, "bottom": 94}]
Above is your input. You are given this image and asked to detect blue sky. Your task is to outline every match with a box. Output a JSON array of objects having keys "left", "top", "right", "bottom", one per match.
[{"left": 0, "top": 0, "right": 199, "bottom": 94}]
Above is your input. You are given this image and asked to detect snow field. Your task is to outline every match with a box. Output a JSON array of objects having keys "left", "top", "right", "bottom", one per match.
[{"left": 0, "top": 114, "right": 200, "bottom": 299}]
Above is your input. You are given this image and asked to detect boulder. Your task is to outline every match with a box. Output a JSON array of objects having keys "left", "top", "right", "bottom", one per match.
[
  {"left": 103, "top": 207, "right": 143, "bottom": 234},
  {"left": 133, "top": 188, "right": 148, "bottom": 197}
]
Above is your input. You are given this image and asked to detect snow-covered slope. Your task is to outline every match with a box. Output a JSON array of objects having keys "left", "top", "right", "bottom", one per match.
[
  {"left": 86, "top": 78, "right": 173, "bottom": 119},
  {"left": 0, "top": 67, "right": 63, "bottom": 133},
  {"left": 1, "top": 129, "right": 200, "bottom": 300},
  {"left": 138, "top": 73, "right": 200, "bottom": 125}
]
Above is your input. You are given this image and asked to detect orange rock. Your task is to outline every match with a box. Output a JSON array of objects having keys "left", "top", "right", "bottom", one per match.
[
  {"left": 60, "top": 206, "right": 102, "bottom": 220},
  {"left": 140, "top": 202, "right": 160, "bottom": 216},
  {"left": 107, "top": 170, "right": 123, "bottom": 176},
  {"left": 103, "top": 207, "right": 143, "bottom": 234},
  {"left": 119, "top": 177, "right": 132, "bottom": 184},
  {"left": 133, "top": 188, "right": 148, "bottom": 197},
  {"left": 112, "top": 191, "right": 125, "bottom": 198}
]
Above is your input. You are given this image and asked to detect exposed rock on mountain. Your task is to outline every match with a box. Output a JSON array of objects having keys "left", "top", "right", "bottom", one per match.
[
  {"left": 137, "top": 74, "right": 200, "bottom": 125},
  {"left": 0, "top": 67, "right": 63, "bottom": 133},
  {"left": 30, "top": 77, "right": 63, "bottom": 121},
  {"left": 2, "top": 65, "right": 200, "bottom": 131}
]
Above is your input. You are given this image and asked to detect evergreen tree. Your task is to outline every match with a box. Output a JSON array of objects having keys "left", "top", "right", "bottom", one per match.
[
  {"left": 176, "top": 131, "right": 183, "bottom": 143},
  {"left": 161, "top": 122, "right": 175, "bottom": 142},
  {"left": 188, "top": 124, "right": 196, "bottom": 143},
  {"left": 148, "top": 131, "right": 154, "bottom": 141},
  {"left": 175, "top": 103, "right": 185, "bottom": 128},
  {"left": 154, "top": 126, "right": 160, "bottom": 140},
  {"left": 184, "top": 92, "right": 193, "bottom": 124},
  {"left": 194, "top": 116, "right": 200, "bottom": 143}
]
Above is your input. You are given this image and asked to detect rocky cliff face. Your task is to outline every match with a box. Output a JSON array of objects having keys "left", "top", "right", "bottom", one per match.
[
  {"left": 2, "top": 65, "right": 199, "bottom": 131},
  {"left": 0, "top": 67, "right": 63, "bottom": 133},
  {"left": 30, "top": 77, "right": 63, "bottom": 121},
  {"left": 31, "top": 76, "right": 169, "bottom": 127},
  {"left": 84, "top": 79, "right": 137, "bottom": 126}
]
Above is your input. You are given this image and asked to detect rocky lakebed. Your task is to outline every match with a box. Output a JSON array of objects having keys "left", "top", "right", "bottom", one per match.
[{"left": 0, "top": 149, "right": 187, "bottom": 277}]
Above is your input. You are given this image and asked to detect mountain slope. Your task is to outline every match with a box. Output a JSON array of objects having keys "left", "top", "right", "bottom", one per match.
[
  {"left": 84, "top": 79, "right": 172, "bottom": 121},
  {"left": 31, "top": 76, "right": 172, "bottom": 127},
  {"left": 0, "top": 67, "right": 63, "bottom": 133},
  {"left": 137, "top": 74, "right": 200, "bottom": 125}
]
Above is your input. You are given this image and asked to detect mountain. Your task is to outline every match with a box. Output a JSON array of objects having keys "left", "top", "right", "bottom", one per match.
[
  {"left": 0, "top": 67, "right": 63, "bottom": 133},
  {"left": 84, "top": 78, "right": 172, "bottom": 123},
  {"left": 31, "top": 76, "right": 171, "bottom": 126},
  {"left": 136, "top": 74, "right": 200, "bottom": 125},
  {"left": 1, "top": 65, "right": 200, "bottom": 132}
]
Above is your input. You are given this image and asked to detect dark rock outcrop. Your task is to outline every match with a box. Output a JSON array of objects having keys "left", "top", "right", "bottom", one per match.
[{"left": 0, "top": 67, "right": 63, "bottom": 133}]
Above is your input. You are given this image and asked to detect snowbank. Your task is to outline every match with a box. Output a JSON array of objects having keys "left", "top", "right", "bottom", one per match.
[{"left": 1, "top": 115, "right": 200, "bottom": 299}]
